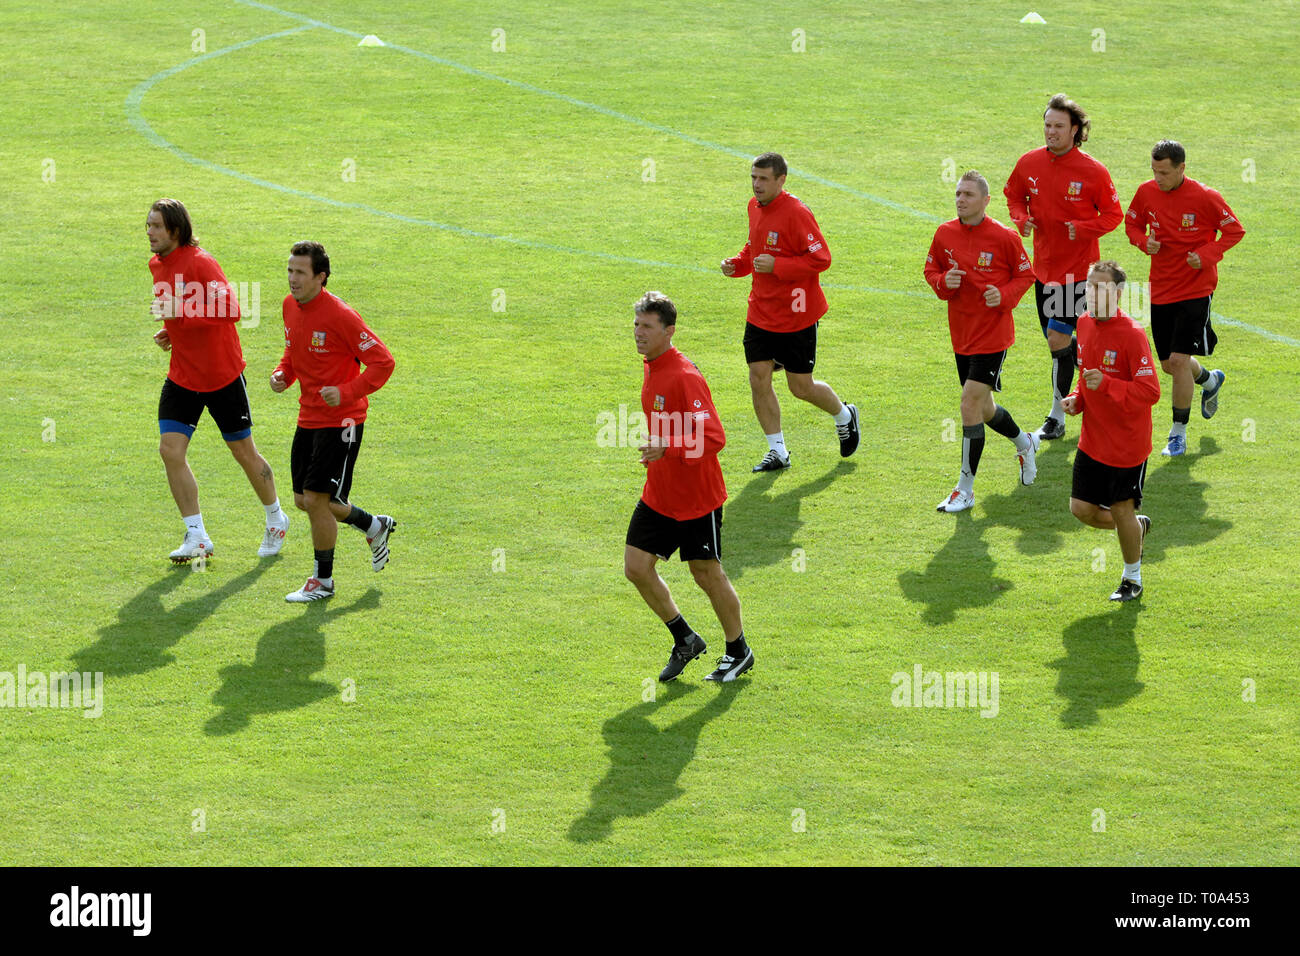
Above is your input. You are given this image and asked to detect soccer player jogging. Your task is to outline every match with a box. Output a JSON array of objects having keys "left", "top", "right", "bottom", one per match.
[
  {"left": 1061, "top": 262, "right": 1161, "bottom": 602},
  {"left": 924, "top": 171, "right": 1040, "bottom": 513},
  {"left": 1124, "top": 140, "right": 1244, "bottom": 457},
  {"left": 623, "top": 292, "right": 754, "bottom": 683},
  {"left": 720, "top": 152, "right": 860, "bottom": 472},
  {"left": 1004, "top": 94, "right": 1123, "bottom": 443},
  {"left": 146, "top": 198, "right": 289, "bottom": 563},
  {"left": 270, "top": 242, "right": 396, "bottom": 603}
]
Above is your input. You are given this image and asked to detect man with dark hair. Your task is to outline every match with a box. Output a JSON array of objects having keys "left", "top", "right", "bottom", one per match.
[
  {"left": 1062, "top": 261, "right": 1160, "bottom": 602},
  {"left": 720, "top": 152, "right": 859, "bottom": 472},
  {"left": 146, "top": 198, "right": 289, "bottom": 563},
  {"left": 624, "top": 292, "right": 753, "bottom": 683},
  {"left": 1004, "top": 94, "right": 1123, "bottom": 444},
  {"left": 924, "top": 171, "right": 1039, "bottom": 512},
  {"left": 271, "top": 241, "right": 397, "bottom": 602},
  {"left": 1124, "top": 140, "right": 1245, "bottom": 457}
]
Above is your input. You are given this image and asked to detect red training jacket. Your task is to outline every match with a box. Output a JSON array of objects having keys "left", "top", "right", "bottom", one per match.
[
  {"left": 148, "top": 244, "right": 245, "bottom": 391},
  {"left": 1070, "top": 309, "right": 1161, "bottom": 468},
  {"left": 640, "top": 347, "right": 727, "bottom": 521},
  {"left": 726, "top": 190, "right": 830, "bottom": 333},
  {"left": 275, "top": 289, "right": 395, "bottom": 428},
  {"left": 1124, "top": 177, "right": 1245, "bottom": 305},
  {"left": 924, "top": 215, "right": 1035, "bottom": 354},
  {"left": 1004, "top": 146, "right": 1123, "bottom": 286}
]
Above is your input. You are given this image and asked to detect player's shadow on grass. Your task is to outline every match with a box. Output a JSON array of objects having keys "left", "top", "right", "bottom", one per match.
[
  {"left": 1047, "top": 602, "right": 1144, "bottom": 727},
  {"left": 203, "top": 588, "right": 379, "bottom": 736},
  {"left": 979, "top": 485, "right": 1072, "bottom": 558},
  {"left": 897, "top": 511, "right": 1014, "bottom": 625},
  {"left": 71, "top": 561, "right": 275, "bottom": 678},
  {"left": 723, "top": 461, "right": 854, "bottom": 582},
  {"left": 1142, "top": 436, "right": 1232, "bottom": 560},
  {"left": 567, "top": 680, "right": 747, "bottom": 844}
]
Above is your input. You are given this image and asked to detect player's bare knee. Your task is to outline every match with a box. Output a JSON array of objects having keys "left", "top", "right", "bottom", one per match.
[
  {"left": 689, "top": 560, "right": 723, "bottom": 588},
  {"left": 1069, "top": 498, "right": 1094, "bottom": 522},
  {"left": 292, "top": 494, "right": 308, "bottom": 512},
  {"left": 624, "top": 550, "right": 653, "bottom": 584},
  {"left": 159, "top": 436, "right": 186, "bottom": 465}
]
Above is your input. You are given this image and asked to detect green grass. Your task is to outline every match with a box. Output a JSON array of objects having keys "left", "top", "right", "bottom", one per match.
[{"left": 1, "top": 0, "right": 1296, "bottom": 865}]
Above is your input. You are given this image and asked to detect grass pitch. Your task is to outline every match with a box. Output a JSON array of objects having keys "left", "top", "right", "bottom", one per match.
[{"left": 1, "top": 0, "right": 1296, "bottom": 865}]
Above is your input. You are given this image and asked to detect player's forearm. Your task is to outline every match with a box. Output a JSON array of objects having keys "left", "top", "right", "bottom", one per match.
[
  {"left": 1197, "top": 225, "right": 1243, "bottom": 266},
  {"left": 1072, "top": 209, "right": 1122, "bottom": 241},
  {"left": 274, "top": 355, "right": 297, "bottom": 387},
  {"left": 1005, "top": 192, "right": 1029, "bottom": 225},
  {"left": 924, "top": 269, "right": 953, "bottom": 299},
  {"left": 1001, "top": 276, "right": 1034, "bottom": 309},
  {"left": 772, "top": 251, "right": 830, "bottom": 280},
  {"left": 336, "top": 353, "right": 395, "bottom": 403}
]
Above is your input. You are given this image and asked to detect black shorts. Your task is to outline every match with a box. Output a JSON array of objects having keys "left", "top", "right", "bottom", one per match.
[
  {"left": 1035, "top": 280, "right": 1087, "bottom": 337},
  {"left": 625, "top": 500, "right": 723, "bottom": 562},
  {"left": 1072, "top": 447, "right": 1147, "bottom": 509},
  {"left": 158, "top": 374, "right": 252, "bottom": 441},
  {"left": 743, "top": 321, "right": 818, "bottom": 374},
  {"left": 955, "top": 350, "right": 1007, "bottom": 392},
  {"left": 291, "top": 423, "right": 365, "bottom": 503},
  {"left": 1150, "top": 295, "right": 1215, "bottom": 361}
]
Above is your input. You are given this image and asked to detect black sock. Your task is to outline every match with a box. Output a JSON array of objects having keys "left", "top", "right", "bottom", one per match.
[
  {"left": 1051, "top": 342, "right": 1076, "bottom": 405},
  {"left": 726, "top": 634, "right": 748, "bottom": 657},
  {"left": 1172, "top": 406, "right": 1191, "bottom": 425},
  {"left": 987, "top": 406, "right": 1020, "bottom": 441},
  {"left": 314, "top": 548, "right": 334, "bottom": 580},
  {"left": 1194, "top": 366, "right": 1210, "bottom": 385},
  {"left": 344, "top": 505, "right": 374, "bottom": 532},
  {"left": 666, "top": 614, "right": 694, "bottom": 644},
  {"left": 962, "top": 423, "right": 985, "bottom": 479}
]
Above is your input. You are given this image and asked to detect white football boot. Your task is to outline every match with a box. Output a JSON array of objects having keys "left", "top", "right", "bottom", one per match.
[
  {"left": 1017, "top": 432, "right": 1040, "bottom": 486},
  {"left": 169, "top": 531, "right": 214, "bottom": 563},
  {"left": 258, "top": 514, "right": 290, "bottom": 557},
  {"left": 936, "top": 488, "right": 975, "bottom": 513},
  {"left": 286, "top": 577, "right": 334, "bottom": 603}
]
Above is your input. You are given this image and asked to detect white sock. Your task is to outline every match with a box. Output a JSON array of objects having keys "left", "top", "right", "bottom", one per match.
[
  {"left": 765, "top": 432, "right": 788, "bottom": 458},
  {"left": 367, "top": 515, "right": 382, "bottom": 537},
  {"left": 265, "top": 499, "right": 284, "bottom": 523},
  {"left": 1050, "top": 396, "right": 1064, "bottom": 421},
  {"left": 1170, "top": 421, "right": 1187, "bottom": 438},
  {"left": 184, "top": 513, "right": 206, "bottom": 537},
  {"left": 1014, "top": 430, "right": 1033, "bottom": 453},
  {"left": 832, "top": 404, "right": 852, "bottom": 426},
  {"left": 1123, "top": 560, "right": 1142, "bottom": 585}
]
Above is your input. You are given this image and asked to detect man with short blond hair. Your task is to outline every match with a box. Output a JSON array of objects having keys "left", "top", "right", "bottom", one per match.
[{"left": 924, "top": 171, "right": 1038, "bottom": 512}]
